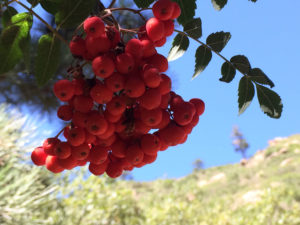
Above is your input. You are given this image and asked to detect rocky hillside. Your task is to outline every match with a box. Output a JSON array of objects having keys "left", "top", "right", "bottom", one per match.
[{"left": 57, "top": 135, "right": 300, "bottom": 225}]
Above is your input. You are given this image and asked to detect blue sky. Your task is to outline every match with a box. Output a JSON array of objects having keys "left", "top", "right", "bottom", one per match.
[{"left": 15, "top": 0, "right": 300, "bottom": 181}]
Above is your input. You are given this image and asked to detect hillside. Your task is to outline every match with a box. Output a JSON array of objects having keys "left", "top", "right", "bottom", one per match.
[{"left": 58, "top": 134, "right": 300, "bottom": 225}]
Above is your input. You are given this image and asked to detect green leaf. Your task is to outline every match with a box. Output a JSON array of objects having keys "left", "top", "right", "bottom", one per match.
[
  {"left": 2, "top": 6, "right": 18, "bottom": 27},
  {"left": 193, "top": 46, "right": 212, "bottom": 79},
  {"left": 133, "top": 0, "right": 154, "bottom": 8},
  {"left": 40, "top": 0, "right": 60, "bottom": 14},
  {"left": 35, "top": 34, "right": 61, "bottom": 86},
  {"left": 183, "top": 18, "right": 202, "bottom": 39},
  {"left": 238, "top": 76, "right": 255, "bottom": 115},
  {"left": 173, "top": 0, "right": 197, "bottom": 25},
  {"left": 230, "top": 55, "right": 251, "bottom": 74},
  {"left": 249, "top": 68, "right": 274, "bottom": 88},
  {"left": 27, "top": 0, "right": 39, "bottom": 7},
  {"left": 206, "top": 31, "right": 231, "bottom": 52},
  {"left": 256, "top": 84, "right": 282, "bottom": 118},
  {"left": 0, "top": 13, "right": 33, "bottom": 74},
  {"left": 168, "top": 33, "right": 190, "bottom": 62},
  {"left": 211, "top": 0, "right": 228, "bottom": 10},
  {"left": 220, "top": 61, "right": 236, "bottom": 83},
  {"left": 55, "top": 0, "right": 97, "bottom": 29}
]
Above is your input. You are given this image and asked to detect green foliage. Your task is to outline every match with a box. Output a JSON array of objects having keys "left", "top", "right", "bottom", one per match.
[
  {"left": 249, "top": 68, "right": 275, "bottom": 88},
  {"left": 35, "top": 34, "right": 61, "bottom": 86},
  {"left": 211, "top": 0, "right": 228, "bottom": 11},
  {"left": 193, "top": 46, "right": 212, "bottom": 79},
  {"left": 230, "top": 55, "right": 251, "bottom": 74},
  {"left": 133, "top": 0, "right": 155, "bottom": 8},
  {"left": 2, "top": 6, "right": 18, "bottom": 28},
  {"left": 173, "top": 0, "right": 197, "bottom": 25},
  {"left": 168, "top": 33, "right": 190, "bottom": 61},
  {"left": 238, "top": 76, "right": 255, "bottom": 115},
  {"left": 40, "top": 0, "right": 60, "bottom": 14},
  {"left": 220, "top": 61, "right": 236, "bottom": 83},
  {"left": 206, "top": 31, "right": 231, "bottom": 52},
  {"left": 0, "top": 12, "right": 33, "bottom": 74},
  {"left": 183, "top": 18, "right": 202, "bottom": 39},
  {"left": 256, "top": 84, "right": 283, "bottom": 119}
]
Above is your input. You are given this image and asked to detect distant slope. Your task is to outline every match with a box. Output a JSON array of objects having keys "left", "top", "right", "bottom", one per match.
[{"left": 58, "top": 135, "right": 300, "bottom": 225}]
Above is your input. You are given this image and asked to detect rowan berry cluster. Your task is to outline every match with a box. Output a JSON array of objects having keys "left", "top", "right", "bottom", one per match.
[{"left": 31, "top": 0, "right": 205, "bottom": 178}]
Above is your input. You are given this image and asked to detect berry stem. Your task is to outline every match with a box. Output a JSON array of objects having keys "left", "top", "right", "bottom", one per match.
[
  {"left": 15, "top": 0, "right": 68, "bottom": 46},
  {"left": 109, "top": 7, "right": 150, "bottom": 22},
  {"left": 55, "top": 126, "right": 67, "bottom": 139},
  {"left": 108, "top": 0, "right": 117, "bottom": 8},
  {"left": 174, "top": 29, "right": 248, "bottom": 78}
]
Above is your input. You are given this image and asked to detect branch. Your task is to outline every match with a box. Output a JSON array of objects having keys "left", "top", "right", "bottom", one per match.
[
  {"left": 15, "top": 0, "right": 69, "bottom": 46},
  {"left": 108, "top": 0, "right": 117, "bottom": 8},
  {"left": 174, "top": 29, "right": 247, "bottom": 78},
  {"left": 109, "top": 7, "right": 151, "bottom": 22}
]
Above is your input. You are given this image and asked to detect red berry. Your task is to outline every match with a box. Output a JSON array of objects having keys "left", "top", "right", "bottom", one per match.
[
  {"left": 67, "top": 127, "right": 86, "bottom": 146},
  {"left": 71, "top": 143, "right": 90, "bottom": 160},
  {"left": 140, "top": 107, "right": 163, "bottom": 126},
  {"left": 163, "top": 20, "right": 174, "bottom": 36},
  {"left": 69, "top": 36, "right": 86, "bottom": 56},
  {"left": 146, "top": 18, "right": 165, "bottom": 42},
  {"left": 106, "top": 96, "right": 127, "bottom": 116},
  {"left": 89, "top": 146, "right": 108, "bottom": 165},
  {"left": 154, "top": 37, "right": 167, "bottom": 47},
  {"left": 140, "top": 39, "right": 157, "bottom": 58},
  {"left": 111, "top": 139, "right": 127, "bottom": 158},
  {"left": 142, "top": 67, "right": 161, "bottom": 88},
  {"left": 53, "top": 80, "right": 75, "bottom": 102},
  {"left": 125, "top": 39, "right": 144, "bottom": 59},
  {"left": 95, "top": 134, "right": 116, "bottom": 148},
  {"left": 158, "top": 74, "right": 172, "bottom": 95},
  {"left": 116, "top": 53, "right": 135, "bottom": 74},
  {"left": 105, "top": 72, "right": 125, "bottom": 92},
  {"left": 73, "top": 95, "right": 94, "bottom": 113},
  {"left": 125, "top": 144, "right": 144, "bottom": 165},
  {"left": 72, "top": 111, "right": 88, "bottom": 128},
  {"left": 159, "top": 93, "right": 171, "bottom": 109},
  {"left": 139, "top": 88, "right": 162, "bottom": 110},
  {"left": 84, "top": 17, "right": 105, "bottom": 38},
  {"left": 55, "top": 142, "right": 72, "bottom": 159},
  {"left": 170, "top": 2, "right": 181, "bottom": 19},
  {"left": 154, "top": 110, "right": 170, "bottom": 129},
  {"left": 140, "top": 134, "right": 161, "bottom": 155},
  {"left": 57, "top": 105, "right": 73, "bottom": 121},
  {"left": 106, "top": 162, "right": 123, "bottom": 178},
  {"left": 89, "top": 160, "right": 109, "bottom": 176},
  {"left": 92, "top": 55, "right": 115, "bottom": 78},
  {"left": 43, "top": 138, "right": 60, "bottom": 156},
  {"left": 31, "top": 147, "right": 47, "bottom": 166},
  {"left": 97, "top": 122, "right": 115, "bottom": 139},
  {"left": 143, "top": 153, "right": 158, "bottom": 164},
  {"left": 152, "top": 0, "right": 174, "bottom": 21},
  {"left": 147, "top": 54, "right": 168, "bottom": 72},
  {"left": 134, "top": 119, "right": 151, "bottom": 134},
  {"left": 90, "top": 83, "right": 113, "bottom": 104},
  {"left": 45, "top": 156, "right": 64, "bottom": 173},
  {"left": 86, "top": 35, "right": 112, "bottom": 57},
  {"left": 158, "top": 122, "right": 186, "bottom": 146},
  {"left": 190, "top": 98, "right": 205, "bottom": 116},
  {"left": 85, "top": 113, "right": 108, "bottom": 135},
  {"left": 72, "top": 79, "right": 85, "bottom": 95},
  {"left": 104, "top": 110, "right": 122, "bottom": 123},
  {"left": 173, "top": 101, "right": 196, "bottom": 126},
  {"left": 57, "top": 156, "right": 78, "bottom": 170},
  {"left": 124, "top": 75, "right": 145, "bottom": 98}
]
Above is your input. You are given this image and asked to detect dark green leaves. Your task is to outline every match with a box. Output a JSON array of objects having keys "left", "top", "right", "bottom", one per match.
[
  {"left": 2, "top": 6, "right": 18, "bottom": 27},
  {"left": 0, "top": 13, "right": 33, "bottom": 74},
  {"left": 133, "top": 0, "right": 155, "bottom": 8},
  {"left": 168, "top": 33, "right": 190, "bottom": 61},
  {"left": 238, "top": 76, "right": 255, "bottom": 115},
  {"left": 35, "top": 34, "right": 61, "bottom": 86},
  {"left": 193, "top": 46, "right": 212, "bottom": 79},
  {"left": 55, "top": 0, "right": 97, "bottom": 28},
  {"left": 26, "top": 0, "right": 39, "bottom": 7},
  {"left": 230, "top": 55, "right": 251, "bottom": 74},
  {"left": 206, "top": 31, "right": 231, "bottom": 52},
  {"left": 249, "top": 68, "right": 274, "bottom": 88},
  {"left": 173, "top": 0, "right": 197, "bottom": 25},
  {"left": 211, "top": 0, "right": 228, "bottom": 11},
  {"left": 40, "top": 0, "right": 60, "bottom": 14},
  {"left": 220, "top": 62, "right": 236, "bottom": 83},
  {"left": 256, "top": 84, "right": 282, "bottom": 118},
  {"left": 183, "top": 18, "right": 202, "bottom": 39}
]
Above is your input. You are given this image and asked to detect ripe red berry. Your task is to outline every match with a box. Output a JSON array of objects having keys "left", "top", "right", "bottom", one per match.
[
  {"left": 85, "top": 113, "right": 108, "bottom": 135},
  {"left": 72, "top": 79, "right": 85, "bottom": 95},
  {"left": 54, "top": 142, "right": 72, "bottom": 159},
  {"left": 89, "top": 146, "right": 108, "bottom": 165},
  {"left": 104, "top": 72, "right": 125, "bottom": 92},
  {"left": 53, "top": 80, "right": 75, "bottom": 102},
  {"left": 190, "top": 98, "right": 205, "bottom": 116},
  {"left": 125, "top": 144, "right": 144, "bottom": 165},
  {"left": 92, "top": 55, "right": 115, "bottom": 78},
  {"left": 84, "top": 16, "right": 105, "bottom": 38},
  {"left": 57, "top": 105, "right": 73, "bottom": 121},
  {"left": 170, "top": 2, "right": 181, "bottom": 19},
  {"left": 134, "top": 119, "right": 151, "bottom": 134},
  {"left": 140, "top": 39, "right": 157, "bottom": 58},
  {"left": 69, "top": 36, "right": 86, "bottom": 56},
  {"left": 143, "top": 152, "right": 158, "bottom": 164},
  {"left": 154, "top": 37, "right": 167, "bottom": 47},
  {"left": 57, "top": 156, "right": 78, "bottom": 170},
  {"left": 104, "top": 110, "right": 122, "bottom": 123},
  {"left": 111, "top": 139, "right": 127, "bottom": 158},
  {"left": 125, "top": 39, "right": 144, "bottom": 59},
  {"left": 173, "top": 101, "right": 196, "bottom": 126},
  {"left": 139, "top": 88, "right": 162, "bottom": 110},
  {"left": 90, "top": 83, "right": 113, "bottom": 104},
  {"left": 72, "top": 111, "right": 88, "bottom": 128},
  {"left": 152, "top": 0, "right": 174, "bottom": 21},
  {"left": 158, "top": 122, "right": 186, "bottom": 146},
  {"left": 106, "top": 162, "right": 123, "bottom": 178},
  {"left": 73, "top": 95, "right": 94, "bottom": 113},
  {"left": 140, "top": 107, "right": 163, "bottom": 127},
  {"left": 67, "top": 127, "right": 86, "bottom": 146},
  {"left": 146, "top": 17, "right": 165, "bottom": 42},
  {"left": 159, "top": 93, "right": 171, "bottom": 109},
  {"left": 147, "top": 54, "right": 168, "bottom": 72},
  {"left": 116, "top": 53, "right": 135, "bottom": 74},
  {"left": 95, "top": 134, "right": 116, "bottom": 148},
  {"left": 106, "top": 96, "right": 127, "bottom": 116},
  {"left": 85, "top": 130, "right": 96, "bottom": 144},
  {"left": 154, "top": 110, "right": 170, "bottom": 129},
  {"left": 142, "top": 67, "right": 161, "bottom": 88},
  {"left": 43, "top": 137, "right": 60, "bottom": 156},
  {"left": 31, "top": 147, "right": 47, "bottom": 166},
  {"left": 89, "top": 160, "right": 109, "bottom": 176},
  {"left": 141, "top": 134, "right": 161, "bottom": 155},
  {"left": 45, "top": 156, "right": 64, "bottom": 173},
  {"left": 97, "top": 122, "right": 115, "bottom": 139},
  {"left": 163, "top": 20, "right": 175, "bottom": 37},
  {"left": 124, "top": 75, "right": 145, "bottom": 98},
  {"left": 85, "top": 35, "right": 112, "bottom": 57},
  {"left": 158, "top": 74, "right": 172, "bottom": 95},
  {"left": 71, "top": 143, "right": 90, "bottom": 160}
]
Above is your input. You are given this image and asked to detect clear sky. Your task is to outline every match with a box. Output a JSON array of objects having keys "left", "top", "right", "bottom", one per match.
[{"left": 16, "top": 0, "right": 300, "bottom": 181}]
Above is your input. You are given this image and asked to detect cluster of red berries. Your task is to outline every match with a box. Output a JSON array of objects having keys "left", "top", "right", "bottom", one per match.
[{"left": 31, "top": 0, "right": 205, "bottom": 178}]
